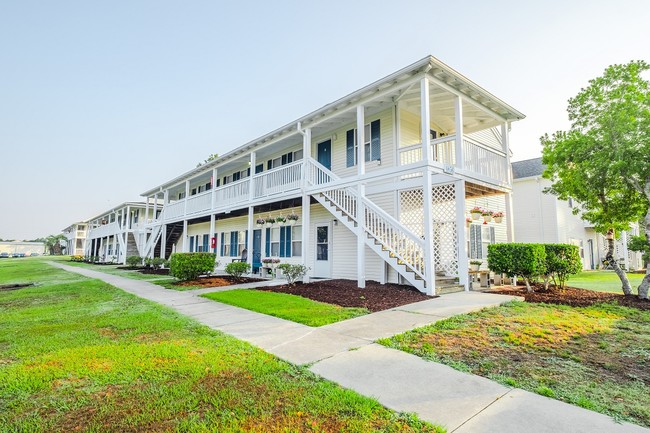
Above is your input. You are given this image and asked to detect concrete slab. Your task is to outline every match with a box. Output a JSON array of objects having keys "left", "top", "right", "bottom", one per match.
[
  {"left": 321, "top": 309, "right": 443, "bottom": 340},
  {"left": 180, "top": 306, "right": 268, "bottom": 327},
  {"left": 269, "top": 328, "right": 372, "bottom": 365},
  {"left": 171, "top": 300, "right": 233, "bottom": 316},
  {"left": 218, "top": 318, "right": 313, "bottom": 349},
  {"left": 398, "top": 292, "right": 520, "bottom": 318},
  {"left": 455, "top": 388, "right": 648, "bottom": 433},
  {"left": 310, "top": 344, "right": 509, "bottom": 432}
]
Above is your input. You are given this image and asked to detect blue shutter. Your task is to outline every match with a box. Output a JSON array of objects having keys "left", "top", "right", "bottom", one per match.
[
  {"left": 230, "top": 231, "right": 237, "bottom": 257},
  {"left": 189, "top": 236, "right": 194, "bottom": 253},
  {"left": 279, "top": 227, "right": 285, "bottom": 257},
  {"left": 285, "top": 226, "right": 292, "bottom": 257},
  {"left": 346, "top": 129, "right": 355, "bottom": 167},
  {"left": 371, "top": 120, "right": 381, "bottom": 161},
  {"left": 286, "top": 152, "right": 293, "bottom": 163},
  {"left": 203, "top": 234, "right": 209, "bottom": 252},
  {"left": 220, "top": 232, "right": 225, "bottom": 256},
  {"left": 245, "top": 230, "right": 248, "bottom": 250},
  {"left": 267, "top": 160, "right": 272, "bottom": 170},
  {"left": 265, "top": 228, "right": 270, "bottom": 256},
  {"left": 214, "top": 233, "right": 218, "bottom": 253}
]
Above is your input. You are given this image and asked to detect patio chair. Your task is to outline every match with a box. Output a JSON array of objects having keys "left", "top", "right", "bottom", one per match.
[{"left": 232, "top": 249, "right": 248, "bottom": 263}]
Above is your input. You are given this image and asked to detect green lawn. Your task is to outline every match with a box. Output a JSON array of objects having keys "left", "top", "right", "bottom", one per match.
[
  {"left": 0, "top": 258, "right": 440, "bottom": 432},
  {"left": 63, "top": 258, "right": 177, "bottom": 284},
  {"left": 379, "top": 301, "right": 650, "bottom": 428},
  {"left": 569, "top": 271, "right": 646, "bottom": 293},
  {"left": 203, "top": 289, "right": 369, "bottom": 327}
]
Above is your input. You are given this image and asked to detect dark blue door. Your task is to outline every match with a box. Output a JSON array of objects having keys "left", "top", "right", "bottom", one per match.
[
  {"left": 317, "top": 139, "right": 331, "bottom": 170},
  {"left": 252, "top": 229, "right": 262, "bottom": 273}
]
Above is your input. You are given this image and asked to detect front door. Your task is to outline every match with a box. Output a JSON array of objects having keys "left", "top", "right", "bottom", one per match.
[
  {"left": 313, "top": 224, "right": 331, "bottom": 278},
  {"left": 317, "top": 139, "right": 332, "bottom": 170},
  {"left": 252, "top": 229, "right": 262, "bottom": 273}
]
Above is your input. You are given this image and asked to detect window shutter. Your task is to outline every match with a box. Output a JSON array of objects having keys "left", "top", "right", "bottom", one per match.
[
  {"left": 189, "top": 236, "right": 194, "bottom": 253},
  {"left": 245, "top": 230, "right": 248, "bottom": 247},
  {"left": 285, "top": 226, "right": 292, "bottom": 257},
  {"left": 214, "top": 233, "right": 218, "bottom": 253},
  {"left": 279, "top": 227, "right": 286, "bottom": 257},
  {"left": 203, "top": 234, "right": 209, "bottom": 251},
  {"left": 346, "top": 129, "right": 355, "bottom": 167},
  {"left": 255, "top": 164, "right": 263, "bottom": 174},
  {"left": 470, "top": 225, "right": 482, "bottom": 259},
  {"left": 216, "top": 179, "right": 221, "bottom": 187},
  {"left": 265, "top": 228, "right": 270, "bottom": 256},
  {"left": 370, "top": 120, "right": 381, "bottom": 161},
  {"left": 230, "top": 231, "right": 237, "bottom": 257},
  {"left": 281, "top": 154, "right": 287, "bottom": 165},
  {"left": 489, "top": 227, "right": 496, "bottom": 244},
  {"left": 220, "top": 232, "right": 225, "bottom": 256},
  {"left": 286, "top": 152, "right": 293, "bottom": 163},
  {"left": 267, "top": 160, "right": 272, "bottom": 170}
]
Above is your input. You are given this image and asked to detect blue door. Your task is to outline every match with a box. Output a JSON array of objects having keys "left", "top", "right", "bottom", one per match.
[
  {"left": 252, "top": 229, "right": 262, "bottom": 273},
  {"left": 317, "top": 139, "right": 331, "bottom": 170}
]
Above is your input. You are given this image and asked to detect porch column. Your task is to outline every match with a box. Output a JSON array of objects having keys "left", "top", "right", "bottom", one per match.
[
  {"left": 455, "top": 180, "right": 469, "bottom": 290},
  {"left": 112, "top": 235, "right": 117, "bottom": 262},
  {"left": 160, "top": 224, "right": 167, "bottom": 259},
  {"left": 356, "top": 104, "right": 366, "bottom": 289},
  {"left": 249, "top": 152, "right": 256, "bottom": 202},
  {"left": 145, "top": 198, "right": 150, "bottom": 226},
  {"left": 125, "top": 206, "right": 131, "bottom": 229},
  {"left": 501, "top": 123, "right": 512, "bottom": 184},
  {"left": 246, "top": 206, "right": 254, "bottom": 274},
  {"left": 505, "top": 192, "right": 515, "bottom": 242},
  {"left": 181, "top": 220, "right": 188, "bottom": 252},
  {"left": 183, "top": 180, "right": 190, "bottom": 218},
  {"left": 421, "top": 77, "right": 436, "bottom": 295},
  {"left": 211, "top": 167, "right": 218, "bottom": 209},
  {"left": 209, "top": 214, "right": 216, "bottom": 254},
  {"left": 153, "top": 194, "right": 158, "bottom": 221},
  {"left": 454, "top": 95, "right": 464, "bottom": 169},
  {"left": 301, "top": 126, "right": 312, "bottom": 283}
]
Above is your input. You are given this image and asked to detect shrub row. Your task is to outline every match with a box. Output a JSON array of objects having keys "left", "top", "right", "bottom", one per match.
[
  {"left": 487, "top": 243, "right": 582, "bottom": 292},
  {"left": 169, "top": 253, "right": 216, "bottom": 281}
]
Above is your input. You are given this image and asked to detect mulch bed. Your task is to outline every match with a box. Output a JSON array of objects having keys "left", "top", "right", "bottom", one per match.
[
  {"left": 489, "top": 284, "right": 650, "bottom": 311},
  {"left": 260, "top": 279, "right": 433, "bottom": 312},
  {"left": 173, "top": 275, "right": 264, "bottom": 288},
  {"left": 116, "top": 266, "right": 170, "bottom": 275}
]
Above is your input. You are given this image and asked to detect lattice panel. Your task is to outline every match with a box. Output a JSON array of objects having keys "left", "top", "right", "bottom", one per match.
[{"left": 399, "top": 183, "right": 459, "bottom": 278}]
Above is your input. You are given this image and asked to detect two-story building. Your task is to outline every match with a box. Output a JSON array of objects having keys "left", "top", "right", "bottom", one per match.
[
  {"left": 135, "top": 56, "right": 524, "bottom": 295},
  {"left": 84, "top": 202, "right": 159, "bottom": 264},
  {"left": 62, "top": 222, "right": 88, "bottom": 256}
]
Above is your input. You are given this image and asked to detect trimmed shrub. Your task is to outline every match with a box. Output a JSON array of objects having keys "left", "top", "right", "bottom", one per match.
[
  {"left": 126, "top": 255, "right": 142, "bottom": 267},
  {"left": 544, "top": 244, "right": 582, "bottom": 289},
  {"left": 488, "top": 243, "right": 546, "bottom": 292},
  {"left": 276, "top": 264, "right": 309, "bottom": 286},
  {"left": 169, "top": 253, "right": 216, "bottom": 281},
  {"left": 224, "top": 262, "right": 251, "bottom": 279}
]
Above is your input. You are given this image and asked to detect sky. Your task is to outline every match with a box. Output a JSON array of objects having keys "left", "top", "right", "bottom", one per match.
[{"left": 1, "top": 0, "right": 649, "bottom": 240}]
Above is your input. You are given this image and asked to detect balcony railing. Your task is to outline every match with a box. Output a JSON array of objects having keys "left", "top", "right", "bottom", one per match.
[
  {"left": 398, "top": 134, "right": 508, "bottom": 184},
  {"left": 87, "top": 222, "right": 121, "bottom": 239}
]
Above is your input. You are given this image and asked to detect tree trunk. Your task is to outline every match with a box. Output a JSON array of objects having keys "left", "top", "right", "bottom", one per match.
[
  {"left": 606, "top": 231, "right": 633, "bottom": 296},
  {"left": 524, "top": 277, "right": 534, "bottom": 293},
  {"left": 637, "top": 210, "right": 650, "bottom": 300}
]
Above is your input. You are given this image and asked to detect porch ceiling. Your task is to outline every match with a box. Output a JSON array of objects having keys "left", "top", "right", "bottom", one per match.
[{"left": 465, "top": 182, "right": 506, "bottom": 198}]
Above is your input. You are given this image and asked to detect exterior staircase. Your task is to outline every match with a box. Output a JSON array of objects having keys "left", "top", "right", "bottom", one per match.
[{"left": 306, "top": 158, "right": 460, "bottom": 294}]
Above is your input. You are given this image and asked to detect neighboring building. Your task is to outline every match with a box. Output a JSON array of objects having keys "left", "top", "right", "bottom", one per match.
[
  {"left": 83, "top": 202, "right": 160, "bottom": 264},
  {"left": 62, "top": 222, "right": 88, "bottom": 256},
  {"left": 134, "top": 55, "right": 525, "bottom": 295},
  {"left": 512, "top": 157, "right": 643, "bottom": 270},
  {"left": 0, "top": 241, "right": 45, "bottom": 256}
]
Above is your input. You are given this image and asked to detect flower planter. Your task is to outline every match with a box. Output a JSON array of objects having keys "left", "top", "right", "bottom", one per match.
[
  {"left": 470, "top": 212, "right": 481, "bottom": 221},
  {"left": 470, "top": 264, "right": 481, "bottom": 271},
  {"left": 483, "top": 215, "right": 492, "bottom": 223},
  {"left": 494, "top": 216, "right": 503, "bottom": 223}
]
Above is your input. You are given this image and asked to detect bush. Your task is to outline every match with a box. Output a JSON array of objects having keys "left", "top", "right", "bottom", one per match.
[
  {"left": 276, "top": 264, "right": 309, "bottom": 286},
  {"left": 224, "top": 262, "right": 251, "bottom": 279},
  {"left": 169, "top": 253, "right": 216, "bottom": 281},
  {"left": 126, "top": 256, "right": 142, "bottom": 267},
  {"left": 144, "top": 257, "right": 168, "bottom": 270},
  {"left": 488, "top": 243, "right": 546, "bottom": 292},
  {"left": 70, "top": 255, "right": 84, "bottom": 262},
  {"left": 543, "top": 244, "right": 582, "bottom": 289}
]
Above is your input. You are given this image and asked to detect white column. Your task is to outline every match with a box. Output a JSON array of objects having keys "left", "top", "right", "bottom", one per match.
[
  {"left": 249, "top": 152, "right": 256, "bottom": 202},
  {"left": 160, "top": 224, "right": 167, "bottom": 259},
  {"left": 183, "top": 180, "right": 190, "bottom": 217},
  {"left": 181, "top": 220, "right": 188, "bottom": 252},
  {"left": 112, "top": 235, "right": 117, "bottom": 262},
  {"left": 302, "top": 194, "right": 311, "bottom": 283},
  {"left": 454, "top": 95, "right": 464, "bottom": 169},
  {"left": 144, "top": 198, "right": 150, "bottom": 225},
  {"left": 421, "top": 77, "right": 436, "bottom": 295},
  {"left": 356, "top": 104, "right": 366, "bottom": 289},
  {"left": 502, "top": 122, "right": 512, "bottom": 184},
  {"left": 209, "top": 214, "right": 216, "bottom": 254},
  {"left": 125, "top": 206, "right": 131, "bottom": 229},
  {"left": 211, "top": 168, "right": 218, "bottom": 209},
  {"left": 246, "top": 206, "right": 254, "bottom": 273},
  {"left": 455, "top": 180, "right": 469, "bottom": 290},
  {"left": 505, "top": 192, "right": 515, "bottom": 242}
]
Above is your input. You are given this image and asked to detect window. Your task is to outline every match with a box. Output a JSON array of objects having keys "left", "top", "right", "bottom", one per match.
[
  {"left": 238, "top": 230, "right": 247, "bottom": 255},
  {"left": 266, "top": 150, "right": 301, "bottom": 171},
  {"left": 220, "top": 232, "right": 227, "bottom": 256},
  {"left": 291, "top": 225, "right": 302, "bottom": 257},
  {"left": 316, "top": 226, "right": 329, "bottom": 260},
  {"left": 469, "top": 225, "right": 495, "bottom": 259},
  {"left": 346, "top": 120, "right": 381, "bottom": 167},
  {"left": 189, "top": 236, "right": 195, "bottom": 252},
  {"left": 78, "top": 225, "right": 85, "bottom": 231},
  {"left": 191, "top": 188, "right": 197, "bottom": 196},
  {"left": 229, "top": 231, "right": 238, "bottom": 257},
  {"left": 202, "top": 234, "right": 209, "bottom": 252},
  {"left": 255, "top": 163, "right": 264, "bottom": 174},
  {"left": 293, "top": 149, "right": 303, "bottom": 161},
  {"left": 265, "top": 227, "right": 291, "bottom": 257},
  {"left": 178, "top": 191, "right": 186, "bottom": 200}
]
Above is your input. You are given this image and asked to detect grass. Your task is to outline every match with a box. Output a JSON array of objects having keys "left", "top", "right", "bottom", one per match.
[
  {"left": 203, "top": 289, "right": 369, "bottom": 327},
  {"left": 569, "top": 270, "right": 646, "bottom": 293},
  {"left": 0, "top": 258, "right": 441, "bottom": 432},
  {"left": 62, "top": 258, "right": 177, "bottom": 284},
  {"left": 379, "top": 300, "right": 650, "bottom": 428}
]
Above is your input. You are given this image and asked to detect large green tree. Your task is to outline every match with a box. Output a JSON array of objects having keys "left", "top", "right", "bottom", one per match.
[
  {"left": 541, "top": 60, "right": 650, "bottom": 299},
  {"left": 44, "top": 234, "right": 67, "bottom": 255}
]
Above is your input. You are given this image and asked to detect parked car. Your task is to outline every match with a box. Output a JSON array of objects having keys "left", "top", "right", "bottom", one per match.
[
  {"left": 0, "top": 252, "right": 9, "bottom": 258},
  {"left": 30, "top": 253, "right": 39, "bottom": 257},
  {"left": 12, "top": 253, "right": 25, "bottom": 258}
]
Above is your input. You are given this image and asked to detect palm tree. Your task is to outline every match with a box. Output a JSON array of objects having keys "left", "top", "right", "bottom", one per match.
[{"left": 44, "top": 234, "right": 67, "bottom": 255}]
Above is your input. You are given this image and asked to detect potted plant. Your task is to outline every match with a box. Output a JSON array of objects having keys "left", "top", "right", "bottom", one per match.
[
  {"left": 264, "top": 216, "right": 275, "bottom": 227},
  {"left": 482, "top": 210, "right": 493, "bottom": 223},
  {"left": 492, "top": 211, "right": 504, "bottom": 223},
  {"left": 287, "top": 212, "right": 299, "bottom": 225},
  {"left": 256, "top": 217, "right": 265, "bottom": 228},
  {"left": 470, "top": 206, "right": 483, "bottom": 220},
  {"left": 275, "top": 215, "right": 287, "bottom": 226},
  {"left": 470, "top": 260, "right": 482, "bottom": 271}
]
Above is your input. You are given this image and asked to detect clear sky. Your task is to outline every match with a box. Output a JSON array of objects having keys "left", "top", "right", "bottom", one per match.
[{"left": 1, "top": 0, "right": 649, "bottom": 240}]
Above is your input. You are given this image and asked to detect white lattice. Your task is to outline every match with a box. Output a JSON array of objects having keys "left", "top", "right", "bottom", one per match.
[{"left": 400, "top": 183, "right": 459, "bottom": 278}]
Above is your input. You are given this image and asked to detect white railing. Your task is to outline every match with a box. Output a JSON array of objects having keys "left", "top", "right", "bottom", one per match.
[
  {"left": 462, "top": 138, "right": 508, "bottom": 183},
  {"left": 164, "top": 201, "right": 185, "bottom": 221},
  {"left": 306, "top": 158, "right": 336, "bottom": 185},
  {"left": 215, "top": 178, "right": 250, "bottom": 207},
  {"left": 253, "top": 160, "right": 302, "bottom": 198},
  {"left": 87, "top": 222, "right": 121, "bottom": 239},
  {"left": 398, "top": 134, "right": 507, "bottom": 184},
  {"left": 186, "top": 190, "right": 212, "bottom": 215}
]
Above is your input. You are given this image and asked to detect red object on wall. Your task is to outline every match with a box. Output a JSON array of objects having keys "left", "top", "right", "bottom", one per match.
[{"left": 210, "top": 237, "right": 217, "bottom": 249}]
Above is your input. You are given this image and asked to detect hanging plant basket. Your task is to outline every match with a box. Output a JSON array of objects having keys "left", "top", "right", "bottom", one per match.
[
  {"left": 493, "top": 212, "right": 504, "bottom": 223},
  {"left": 482, "top": 211, "right": 493, "bottom": 223},
  {"left": 264, "top": 217, "right": 275, "bottom": 227},
  {"left": 470, "top": 207, "right": 483, "bottom": 220},
  {"left": 256, "top": 218, "right": 265, "bottom": 228},
  {"left": 287, "top": 213, "right": 299, "bottom": 225},
  {"left": 275, "top": 216, "right": 287, "bottom": 226}
]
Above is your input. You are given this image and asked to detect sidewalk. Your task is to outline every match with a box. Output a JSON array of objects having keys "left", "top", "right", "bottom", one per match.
[{"left": 51, "top": 263, "right": 648, "bottom": 433}]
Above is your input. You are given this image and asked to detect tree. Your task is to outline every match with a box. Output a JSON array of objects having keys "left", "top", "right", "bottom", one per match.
[
  {"left": 196, "top": 153, "right": 219, "bottom": 167},
  {"left": 541, "top": 60, "right": 650, "bottom": 299},
  {"left": 44, "top": 234, "right": 67, "bottom": 255},
  {"left": 628, "top": 234, "right": 650, "bottom": 268}
]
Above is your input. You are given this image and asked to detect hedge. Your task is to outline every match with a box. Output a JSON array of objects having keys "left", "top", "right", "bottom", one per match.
[
  {"left": 487, "top": 243, "right": 546, "bottom": 292},
  {"left": 543, "top": 244, "right": 582, "bottom": 289},
  {"left": 224, "top": 262, "right": 251, "bottom": 279},
  {"left": 169, "top": 253, "right": 216, "bottom": 281}
]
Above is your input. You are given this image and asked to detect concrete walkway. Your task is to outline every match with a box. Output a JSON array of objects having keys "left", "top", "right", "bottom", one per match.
[{"left": 51, "top": 263, "right": 648, "bottom": 433}]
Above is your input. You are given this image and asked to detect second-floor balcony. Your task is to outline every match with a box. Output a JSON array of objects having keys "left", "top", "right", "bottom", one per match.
[{"left": 87, "top": 222, "right": 121, "bottom": 239}]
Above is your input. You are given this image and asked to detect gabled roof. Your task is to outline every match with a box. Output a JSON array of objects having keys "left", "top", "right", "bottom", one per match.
[
  {"left": 512, "top": 157, "right": 545, "bottom": 179},
  {"left": 141, "top": 55, "right": 526, "bottom": 196},
  {"left": 85, "top": 201, "right": 148, "bottom": 222}
]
